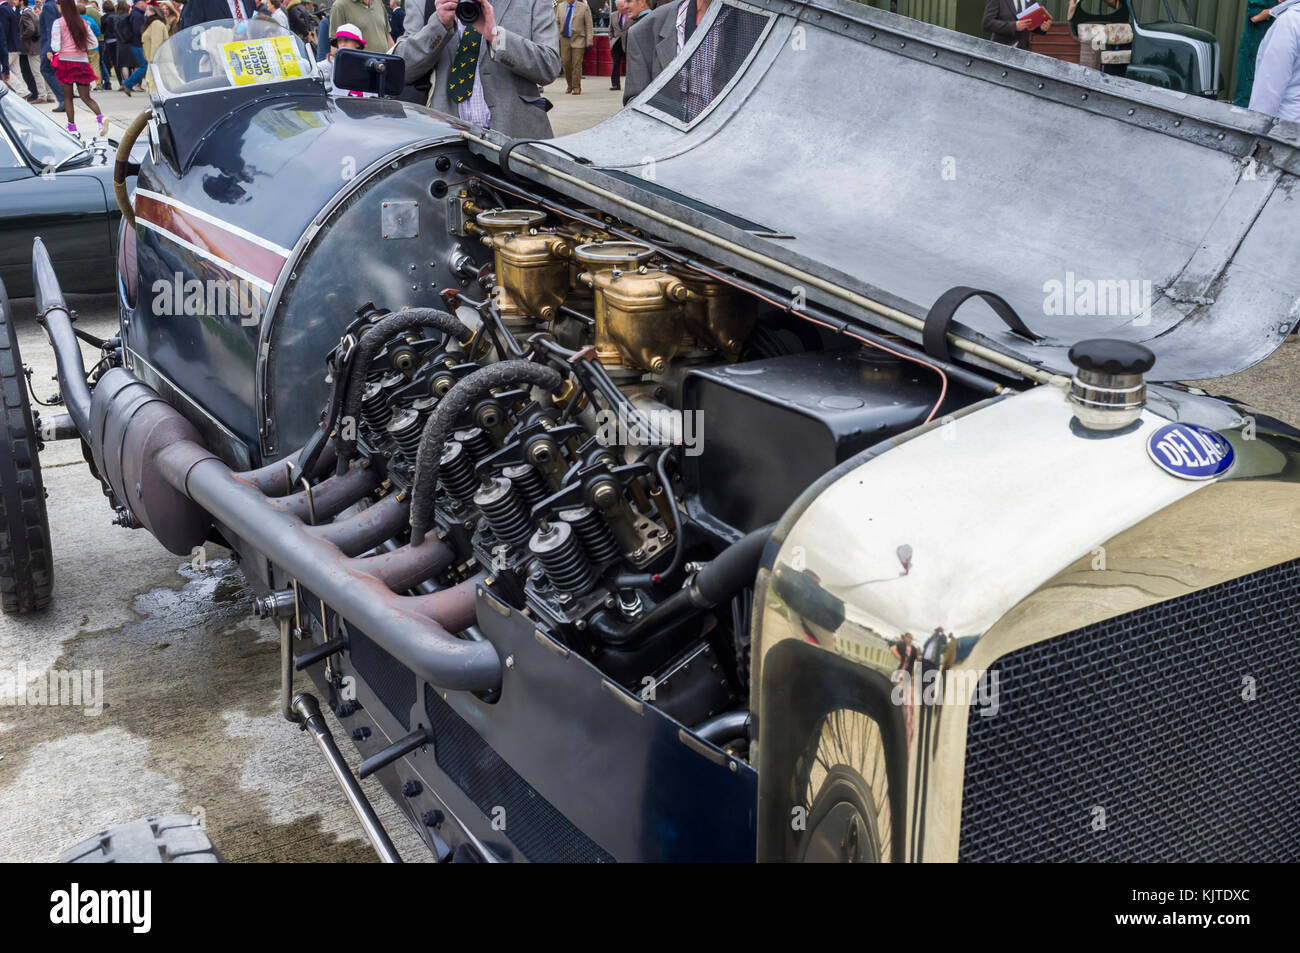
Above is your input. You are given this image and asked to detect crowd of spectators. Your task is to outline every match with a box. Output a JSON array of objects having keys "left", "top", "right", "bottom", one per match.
[{"left": 11, "top": 0, "right": 1300, "bottom": 141}]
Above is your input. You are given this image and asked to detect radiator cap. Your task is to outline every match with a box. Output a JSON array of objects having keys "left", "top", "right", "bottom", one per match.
[{"left": 1067, "top": 339, "right": 1155, "bottom": 431}]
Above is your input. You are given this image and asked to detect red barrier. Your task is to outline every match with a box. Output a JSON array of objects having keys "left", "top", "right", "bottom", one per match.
[{"left": 583, "top": 33, "right": 613, "bottom": 77}]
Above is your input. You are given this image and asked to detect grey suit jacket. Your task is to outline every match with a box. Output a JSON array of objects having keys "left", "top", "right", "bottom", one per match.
[
  {"left": 608, "top": 10, "right": 629, "bottom": 47},
  {"left": 622, "top": 4, "right": 676, "bottom": 105},
  {"left": 396, "top": 0, "right": 562, "bottom": 138},
  {"left": 403, "top": 0, "right": 430, "bottom": 34}
]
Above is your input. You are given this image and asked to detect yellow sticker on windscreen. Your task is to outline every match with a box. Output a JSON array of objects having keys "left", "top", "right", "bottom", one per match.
[{"left": 220, "top": 36, "right": 305, "bottom": 86}]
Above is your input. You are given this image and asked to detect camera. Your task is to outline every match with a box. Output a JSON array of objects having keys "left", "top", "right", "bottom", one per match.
[{"left": 455, "top": 0, "right": 482, "bottom": 24}]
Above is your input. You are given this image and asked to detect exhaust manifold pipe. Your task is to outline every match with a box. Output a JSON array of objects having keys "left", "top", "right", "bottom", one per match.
[{"left": 33, "top": 240, "right": 501, "bottom": 693}]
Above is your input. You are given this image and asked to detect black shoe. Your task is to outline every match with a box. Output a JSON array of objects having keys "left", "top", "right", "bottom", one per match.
[{"left": 53, "top": 103, "right": 65, "bottom": 112}]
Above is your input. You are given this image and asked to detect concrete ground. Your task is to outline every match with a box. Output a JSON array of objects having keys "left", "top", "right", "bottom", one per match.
[
  {"left": 3, "top": 69, "right": 1298, "bottom": 864},
  {"left": 0, "top": 298, "right": 436, "bottom": 862}
]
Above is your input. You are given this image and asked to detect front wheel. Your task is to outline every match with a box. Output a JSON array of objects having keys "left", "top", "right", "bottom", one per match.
[
  {"left": 0, "top": 279, "right": 54, "bottom": 614},
  {"left": 795, "top": 712, "right": 892, "bottom": 863}
]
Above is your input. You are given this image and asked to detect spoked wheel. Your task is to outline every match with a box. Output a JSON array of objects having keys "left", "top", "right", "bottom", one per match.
[
  {"left": 0, "top": 279, "right": 54, "bottom": 613},
  {"left": 795, "top": 709, "right": 893, "bottom": 863}
]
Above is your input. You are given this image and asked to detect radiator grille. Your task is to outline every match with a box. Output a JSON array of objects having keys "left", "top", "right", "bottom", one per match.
[
  {"left": 349, "top": 632, "right": 414, "bottom": 730},
  {"left": 959, "top": 557, "right": 1300, "bottom": 862},
  {"left": 423, "top": 687, "right": 614, "bottom": 863}
]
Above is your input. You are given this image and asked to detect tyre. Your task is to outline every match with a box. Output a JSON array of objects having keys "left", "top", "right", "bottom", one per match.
[
  {"left": 756, "top": 639, "right": 907, "bottom": 862},
  {"left": 60, "top": 815, "right": 223, "bottom": 863},
  {"left": 0, "top": 279, "right": 54, "bottom": 614},
  {"left": 794, "top": 713, "right": 891, "bottom": 863}
]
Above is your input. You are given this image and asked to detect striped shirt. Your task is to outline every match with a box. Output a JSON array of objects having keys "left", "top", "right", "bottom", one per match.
[{"left": 455, "top": 21, "right": 491, "bottom": 127}]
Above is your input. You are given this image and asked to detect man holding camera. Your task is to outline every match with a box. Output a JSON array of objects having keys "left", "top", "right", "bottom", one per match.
[{"left": 395, "top": 0, "right": 560, "bottom": 137}]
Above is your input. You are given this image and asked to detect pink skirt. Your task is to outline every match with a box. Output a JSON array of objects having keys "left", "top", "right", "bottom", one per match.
[{"left": 54, "top": 58, "right": 98, "bottom": 87}]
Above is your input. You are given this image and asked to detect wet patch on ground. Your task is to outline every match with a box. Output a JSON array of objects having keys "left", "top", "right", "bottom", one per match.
[{"left": 0, "top": 558, "right": 400, "bottom": 861}]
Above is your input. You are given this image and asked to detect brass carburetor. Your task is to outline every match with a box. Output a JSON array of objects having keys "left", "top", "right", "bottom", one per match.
[
  {"left": 473, "top": 205, "right": 754, "bottom": 373},
  {"left": 575, "top": 242, "right": 691, "bottom": 375},
  {"left": 475, "top": 209, "right": 572, "bottom": 328},
  {"left": 670, "top": 266, "right": 755, "bottom": 359}
]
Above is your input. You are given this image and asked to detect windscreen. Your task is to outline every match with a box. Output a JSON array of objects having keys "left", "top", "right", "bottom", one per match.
[
  {"left": 151, "top": 18, "right": 314, "bottom": 99},
  {"left": 645, "top": 3, "right": 771, "bottom": 124}
]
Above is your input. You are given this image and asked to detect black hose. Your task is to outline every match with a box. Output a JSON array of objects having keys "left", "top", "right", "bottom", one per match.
[
  {"left": 73, "top": 327, "right": 109, "bottom": 349},
  {"left": 485, "top": 302, "right": 526, "bottom": 358},
  {"left": 336, "top": 309, "right": 472, "bottom": 471},
  {"left": 409, "top": 359, "right": 563, "bottom": 545},
  {"left": 695, "top": 523, "right": 774, "bottom": 606},
  {"left": 529, "top": 335, "right": 668, "bottom": 444},
  {"left": 620, "top": 522, "right": 776, "bottom": 644},
  {"left": 693, "top": 710, "right": 750, "bottom": 746}
]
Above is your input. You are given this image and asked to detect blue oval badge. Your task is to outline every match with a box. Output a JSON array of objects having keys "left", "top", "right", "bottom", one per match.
[{"left": 1147, "top": 423, "right": 1234, "bottom": 480}]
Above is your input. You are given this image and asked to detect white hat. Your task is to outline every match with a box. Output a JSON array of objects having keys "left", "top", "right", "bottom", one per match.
[{"left": 331, "top": 24, "right": 366, "bottom": 47}]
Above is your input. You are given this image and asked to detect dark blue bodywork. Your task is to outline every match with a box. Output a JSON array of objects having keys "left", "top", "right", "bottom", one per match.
[{"left": 126, "top": 87, "right": 482, "bottom": 468}]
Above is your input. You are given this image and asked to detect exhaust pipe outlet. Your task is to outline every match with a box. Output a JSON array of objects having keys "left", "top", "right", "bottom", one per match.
[
  {"left": 89, "top": 368, "right": 211, "bottom": 555},
  {"left": 253, "top": 589, "right": 296, "bottom": 620},
  {"left": 35, "top": 241, "right": 206, "bottom": 555}
]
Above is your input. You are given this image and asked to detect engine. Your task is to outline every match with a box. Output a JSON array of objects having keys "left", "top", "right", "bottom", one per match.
[{"left": 316, "top": 191, "right": 968, "bottom": 740}]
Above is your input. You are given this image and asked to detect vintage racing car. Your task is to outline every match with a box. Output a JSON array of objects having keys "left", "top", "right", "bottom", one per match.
[{"left": 3, "top": 4, "right": 1298, "bottom": 862}]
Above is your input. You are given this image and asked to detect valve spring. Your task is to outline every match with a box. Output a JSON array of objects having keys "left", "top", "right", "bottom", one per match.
[
  {"left": 558, "top": 506, "right": 622, "bottom": 565},
  {"left": 361, "top": 381, "right": 391, "bottom": 434},
  {"left": 503, "top": 463, "right": 549, "bottom": 510},
  {"left": 438, "top": 442, "right": 480, "bottom": 505},
  {"left": 529, "top": 521, "right": 596, "bottom": 597},
  {"left": 387, "top": 408, "right": 423, "bottom": 461},
  {"left": 455, "top": 426, "right": 495, "bottom": 463},
  {"left": 474, "top": 476, "right": 534, "bottom": 548}
]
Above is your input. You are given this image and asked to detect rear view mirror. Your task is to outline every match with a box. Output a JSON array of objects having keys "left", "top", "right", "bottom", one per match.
[{"left": 331, "top": 48, "right": 406, "bottom": 98}]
